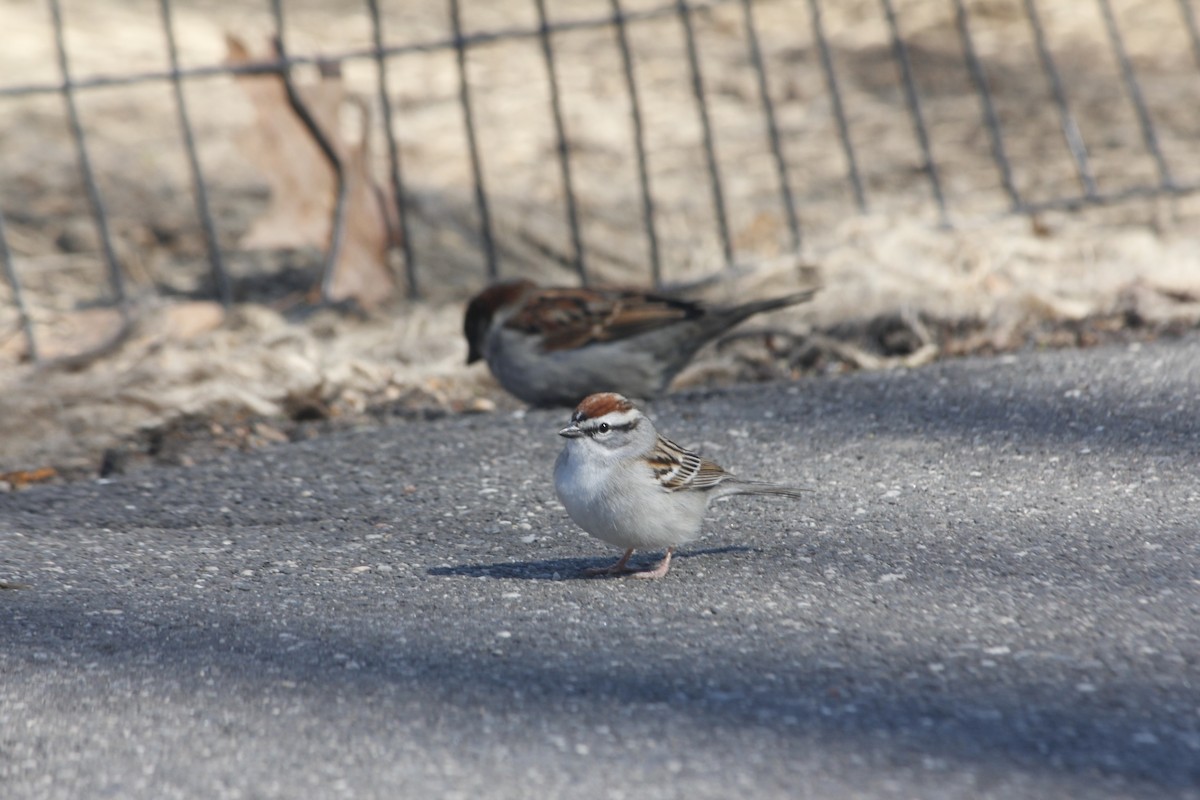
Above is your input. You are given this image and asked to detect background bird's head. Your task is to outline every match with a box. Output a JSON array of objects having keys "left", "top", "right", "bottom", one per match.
[{"left": 463, "top": 280, "right": 537, "bottom": 364}]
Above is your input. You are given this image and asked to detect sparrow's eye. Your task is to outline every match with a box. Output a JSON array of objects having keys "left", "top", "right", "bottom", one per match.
[{"left": 597, "top": 422, "right": 611, "bottom": 434}]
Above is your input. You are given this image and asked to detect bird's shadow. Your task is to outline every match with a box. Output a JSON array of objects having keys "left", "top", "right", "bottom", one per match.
[{"left": 427, "top": 546, "right": 755, "bottom": 581}]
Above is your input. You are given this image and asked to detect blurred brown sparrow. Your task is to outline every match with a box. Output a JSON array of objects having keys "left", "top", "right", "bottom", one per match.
[
  {"left": 554, "top": 392, "right": 807, "bottom": 578},
  {"left": 464, "top": 279, "right": 817, "bottom": 407}
]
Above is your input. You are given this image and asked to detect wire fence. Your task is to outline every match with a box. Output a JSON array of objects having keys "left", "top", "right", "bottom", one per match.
[{"left": 2, "top": 0, "right": 1199, "bottom": 365}]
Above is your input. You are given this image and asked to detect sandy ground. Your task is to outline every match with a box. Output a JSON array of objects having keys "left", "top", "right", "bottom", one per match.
[{"left": 1, "top": 0, "right": 1199, "bottom": 485}]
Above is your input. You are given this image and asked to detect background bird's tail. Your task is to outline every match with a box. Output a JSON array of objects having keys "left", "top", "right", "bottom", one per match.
[{"left": 724, "top": 288, "right": 818, "bottom": 325}]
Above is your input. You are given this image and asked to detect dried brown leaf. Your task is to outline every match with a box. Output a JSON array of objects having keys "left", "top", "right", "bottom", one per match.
[{"left": 226, "top": 35, "right": 396, "bottom": 309}]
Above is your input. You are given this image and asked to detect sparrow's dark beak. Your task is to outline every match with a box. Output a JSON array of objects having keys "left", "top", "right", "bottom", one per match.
[
  {"left": 464, "top": 319, "right": 484, "bottom": 364},
  {"left": 463, "top": 303, "right": 486, "bottom": 365},
  {"left": 558, "top": 423, "right": 584, "bottom": 439}
]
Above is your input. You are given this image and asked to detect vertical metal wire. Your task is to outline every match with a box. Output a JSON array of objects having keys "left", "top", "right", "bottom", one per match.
[
  {"left": 366, "top": 0, "right": 420, "bottom": 299},
  {"left": 270, "top": 0, "right": 350, "bottom": 303},
  {"left": 48, "top": 0, "right": 129, "bottom": 315},
  {"left": 533, "top": 0, "right": 588, "bottom": 284},
  {"left": 609, "top": 0, "right": 662, "bottom": 287},
  {"left": 880, "top": 0, "right": 947, "bottom": 224},
  {"left": 1180, "top": 0, "right": 1200, "bottom": 70},
  {"left": 1022, "top": 0, "right": 1098, "bottom": 198},
  {"left": 449, "top": 0, "right": 499, "bottom": 280},
  {"left": 807, "top": 0, "right": 866, "bottom": 211},
  {"left": 676, "top": 0, "right": 734, "bottom": 266},
  {"left": 1096, "top": 0, "right": 1175, "bottom": 188},
  {"left": 0, "top": 209, "right": 38, "bottom": 363},
  {"left": 19, "top": 0, "right": 1200, "bottom": 326},
  {"left": 953, "top": 0, "right": 1021, "bottom": 211},
  {"left": 159, "top": 0, "right": 231, "bottom": 307},
  {"left": 739, "top": 0, "right": 801, "bottom": 252}
]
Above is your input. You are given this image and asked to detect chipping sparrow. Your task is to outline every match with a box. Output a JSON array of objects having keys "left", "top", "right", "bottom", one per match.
[
  {"left": 464, "top": 279, "right": 817, "bottom": 407},
  {"left": 554, "top": 392, "right": 806, "bottom": 578}
]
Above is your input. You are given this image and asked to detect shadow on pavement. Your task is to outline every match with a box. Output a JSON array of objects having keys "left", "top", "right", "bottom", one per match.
[
  {"left": 426, "top": 546, "right": 754, "bottom": 580},
  {"left": 4, "top": 590, "right": 1198, "bottom": 794}
]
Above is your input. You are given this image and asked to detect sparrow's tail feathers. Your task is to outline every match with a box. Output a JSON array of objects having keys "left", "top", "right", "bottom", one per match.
[
  {"left": 719, "top": 479, "right": 809, "bottom": 499},
  {"left": 726, "top": 288, "right": 818, "bottom": 324}
]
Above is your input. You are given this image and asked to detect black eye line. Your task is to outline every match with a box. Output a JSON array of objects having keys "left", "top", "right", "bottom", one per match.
[{"left": 584, "top": 417, "right": 638, "bottom": 437}]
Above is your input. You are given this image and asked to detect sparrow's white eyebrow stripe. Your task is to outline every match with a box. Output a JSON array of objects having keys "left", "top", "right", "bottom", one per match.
[
  {"left": 582, "top": 409, "right": 640, "bottom": 430},
  {"left": 584, "top": 419, "right": 639, "bottom": 437}
]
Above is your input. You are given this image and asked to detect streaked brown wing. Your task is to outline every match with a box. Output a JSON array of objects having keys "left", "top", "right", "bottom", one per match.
[
  {"left": 691, "top": 458, "right": 732, "bottom": 490},
  {"left": 505, "top": 287, "right": 704, "bottom": 352},
  {"left": 649, "top": 435, "right": 730, "bottom": 492}
]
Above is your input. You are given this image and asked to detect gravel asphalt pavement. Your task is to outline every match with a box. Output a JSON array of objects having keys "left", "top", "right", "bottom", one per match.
[{"left": 2, "top": 336, "right": 1199, "bottom": 799}]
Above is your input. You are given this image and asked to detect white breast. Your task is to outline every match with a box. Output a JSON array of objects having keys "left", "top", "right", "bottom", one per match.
[{"left": 553, "top": 443, "right": 709, "bottom": 550}]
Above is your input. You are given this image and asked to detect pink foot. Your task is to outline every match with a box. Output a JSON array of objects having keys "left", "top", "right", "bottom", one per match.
[
  {"left": 583, "top": 548, "right": 635, "bottom": 576},
  {"left": 631, "top": 548, "right": 674, "bottom": 579}
]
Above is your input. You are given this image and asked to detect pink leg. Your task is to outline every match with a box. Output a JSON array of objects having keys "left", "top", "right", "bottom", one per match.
[
  {"left": 631, "top": 548, "right": 674, "bottom": 579},
  {"left": 583, "top": 548, "right": 635, "bottom": 576}
]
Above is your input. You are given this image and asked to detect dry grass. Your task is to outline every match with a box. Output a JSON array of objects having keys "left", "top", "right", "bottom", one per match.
[{"left": 1, "top": 0, "right": 1198, "bottom": 480}]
